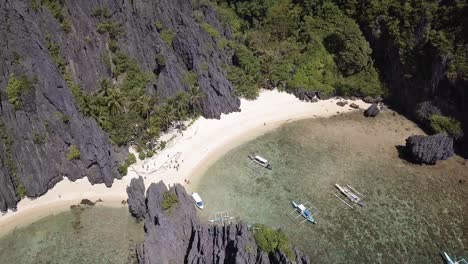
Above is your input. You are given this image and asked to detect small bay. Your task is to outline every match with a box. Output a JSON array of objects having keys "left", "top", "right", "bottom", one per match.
[{"left": 193, "top": 112, "right": 468, "bottom": 263}]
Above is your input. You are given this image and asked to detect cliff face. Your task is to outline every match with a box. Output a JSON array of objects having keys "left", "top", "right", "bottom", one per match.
[
  {"left": 130, "top": 180, "right": 310, "bottom": 264},
  {"left": 0, "top": 0, "right": 239, "bottom": 212},
  {"left": 365, "top": 16, "right": 467, "bottom": 156}
]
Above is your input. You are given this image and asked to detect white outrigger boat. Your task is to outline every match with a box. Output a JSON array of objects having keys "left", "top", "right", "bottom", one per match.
[
  {"left": 443, "top": 252, "right": 468, "bottom": 264},
  {"left": 191, "top": 192, "right": 204, "bottom": 209},
  {"left": 248, "top": 154, "right": 272, "bottom": 170},
  {"left": 333, "top": 184, "right": 366, "bottom": 208}
]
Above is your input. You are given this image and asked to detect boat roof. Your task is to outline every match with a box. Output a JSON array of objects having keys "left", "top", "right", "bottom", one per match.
[
  {"left": 298, "top": 204, "right": 306, "bottom": 211},
  {"left": 192, "top": 193, "right": 202, "bottom": 203},
  {"left": 254, "top": 155, "right": 268, "bottom": 163}
]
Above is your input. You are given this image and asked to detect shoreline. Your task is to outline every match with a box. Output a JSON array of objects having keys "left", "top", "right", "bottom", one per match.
[{"left": 0, "top": 90, "right": 370, "bottom": 236}]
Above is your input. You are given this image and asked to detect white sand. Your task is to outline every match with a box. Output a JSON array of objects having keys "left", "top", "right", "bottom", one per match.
[{"left": 0, "top": 90, "right": 370, "bottom": 235}]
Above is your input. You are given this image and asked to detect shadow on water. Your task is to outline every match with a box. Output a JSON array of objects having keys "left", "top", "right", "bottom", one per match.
[
  {"left": 193, "top": 112, "right": 468, "bottom": 263},
  {"left": 395, "top": 145, "right": 415, "bottom": 163}
]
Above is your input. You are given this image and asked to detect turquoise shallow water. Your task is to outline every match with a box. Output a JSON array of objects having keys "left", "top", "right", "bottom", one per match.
[
  {"left": 193, "top": 112, "right": 468, "bottom": 263},
  {"left": 0, "top": 205, "right": 143, "bottom": 264}
]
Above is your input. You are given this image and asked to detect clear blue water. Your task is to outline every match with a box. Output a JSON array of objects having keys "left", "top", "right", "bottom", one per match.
[
  {"left": 0, "top": 205, "right": 143, "bottom": 264},
  {"left": 193, "top": 112, "right": 468, "bottom": 263}
]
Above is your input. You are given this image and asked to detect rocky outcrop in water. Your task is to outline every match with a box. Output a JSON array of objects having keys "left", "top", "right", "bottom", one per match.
[
  {"left": 135, "top": 181, "right": 310, "bottom": 264},
  {"left": 405, "top": 133, "right": 454, "bottom": 164},
  {"left": 126, "top": 176, "right": 146, "bottom": 219},
  {"left": 364, "top": 104, "right": 380, "bottom": 117},
  {"left": 0, "top": 0, "right": 239, "bottom": 211}
]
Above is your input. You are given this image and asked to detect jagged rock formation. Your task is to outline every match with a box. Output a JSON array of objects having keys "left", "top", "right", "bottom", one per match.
[
  {"left": 405, "top": 133, "right": 454, "bottom": 164},
  {"left": 126, "top": 176, "right": 146, "bottom": 219},
  {"left": 364, "top": 104, "right": 379, "bottom": 117},
  {"left": 134, "top": 181, "right": 310, "bottom": 264},
  {"left": 0, "top": 0, "right": 239, "bottom": 211},
  {"left": 289, "top": 89, "right": 320, "bottom": 102},
  {"left": 363, "top": 14, "right": 467, "bottom": 156}
]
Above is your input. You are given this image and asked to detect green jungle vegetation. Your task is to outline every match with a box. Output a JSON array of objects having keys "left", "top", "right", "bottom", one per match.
[
  {"left": 253, "top": 224, "right": 294, "bottom": 259},
  {"left": 212, "top": 0, "right": 386, "bottom": 99},
  {"left": 214, "top": 0, "right": 466, "bottom": 98},
  {"left": 211, "top": 0, "right": 466, "bottom": 133},
  {"left": 429, "top": 114, "right": 463, "bottom": 139}
]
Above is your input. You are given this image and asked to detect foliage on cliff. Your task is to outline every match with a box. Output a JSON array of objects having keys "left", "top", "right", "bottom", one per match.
[
  {"left": 162, "top": 191, "right": 179, "bottom": 210},
  {"left": 337, "top": 0, "right": 467, "bottom": 81},
  {"left": 334, "top": 0, "right": 467, "bottom": 140},
  {"left": 5, "top": 74, "right": 34, "bottom": 110},
  {"left": 218, "top": 0, "right": 466, "bottom": 144},
  {"left": 253, "top": 224, "right": 294, "bottom": 259},
  {"left": 215, "top": 0, "right": 384, "bottom": 98},
  {"left": 56, "top": 7, "right": 206, "bottom": 149},
  {"left": 430, "top": 114, "right": 463, "bottom": 139}
]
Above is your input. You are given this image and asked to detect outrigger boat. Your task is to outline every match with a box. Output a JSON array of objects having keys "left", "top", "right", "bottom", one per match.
[
  {"left": 208, "top": 211, "right": 235, "bottom": 224},
  {"left": 291, "top": 201, "right": 317, "bottom": 224},
  {"left": 333, "top": 184, "right": 366, "bottom": 208},
  {"left": 248, "top": 154, "right": 272, "bottom": 170},
  {"left": 443, "top": 252, "right": 468, "bottom": 264},
  {"left": 191, "top": 192, "right": 204, "bottom": 209}
]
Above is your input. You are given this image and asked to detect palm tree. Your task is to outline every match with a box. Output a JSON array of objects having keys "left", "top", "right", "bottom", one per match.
[
  {"left": 81, "top": 96, "right": 94, "bottom": 117},
  {"left": 173, "top": 92, "right": 190, "bottom": 120},
  {"left": 188, "top": 86, "right": 204, "bottom": 114},
  {"left": 97, "top": 78, "right": 112, "bottom": 97},
  {"left": 107, "top": 88, "right": 123, "bottom": 116},
  {"left": 130, "top": 94, "right": 157, "bottom": 122},
  {"left": 158, "top": 104, "right": 176, "bottom": 131}
]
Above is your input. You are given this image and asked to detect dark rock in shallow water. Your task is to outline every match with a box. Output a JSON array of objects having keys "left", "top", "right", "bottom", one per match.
[
  {"left": 136, "top": 181, "right": 310, "bottom": 264},
  {"left": 126, "top": 176, "right": 146, "bottom": 219},
  {"left": 350, "top": 103, "right": 360, "bottom": 109},
  {"left": 364, "top": 104, "right": 380, "bottom": 117},
  {"left": 405, "top": 134, "right": 454, "bottom": 164},
  {"left": 336, "top": 101, "right": 348, "bottom": 107}
]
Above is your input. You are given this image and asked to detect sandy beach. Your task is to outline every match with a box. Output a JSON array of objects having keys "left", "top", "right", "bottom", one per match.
[{"left": 0, "top": 90, "right": 370, "bottom": 235}]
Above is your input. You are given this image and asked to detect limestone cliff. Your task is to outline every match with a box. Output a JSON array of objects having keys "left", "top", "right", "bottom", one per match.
[
  {"left": 0, "top": 0, "right": 239, "bottom": 212},
  {"left": 129, "top": 180, "right": 310, "bottom": 264},
  {"left": 363, "top": 14, "right": 467, "bottom": 156}
]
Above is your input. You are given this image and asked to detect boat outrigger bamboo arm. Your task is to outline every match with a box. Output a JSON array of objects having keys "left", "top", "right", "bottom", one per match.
[
  {"left": 347, "top": 185, "right": 365, "bottom": 198},
  {"left": 333, "top": 193, "right": 354, "bottom": 209}
]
